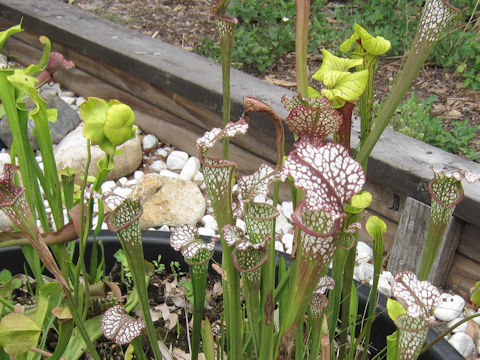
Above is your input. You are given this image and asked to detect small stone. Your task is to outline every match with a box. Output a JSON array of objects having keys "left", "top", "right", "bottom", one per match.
[
  {"left": 50, "top": 83, "right": 61, "bottom": 94},
  {"left": 179, "top": 157, "right": 201, "bottom": 181},
  {"left": 101, "top": 180, "right": 116, "bottom": 193},
  {"left": 236, "top": 218, "right": 246, "bottom": 232},
  {"left": 356, "top": 241, "right": 373, "bottom": 263},
  {"left": 198, "top": 227, "right": 216, "bottom": 237},
  {"left": 150, "top": 160, "right": 167, "bottom": 172},
  {"left": 434, "top": 293, "right": 465, "bottom": 322},
  {"left": 166, "top": 150, "right": 188, "bottom": 170},
  {"left": 159, "top": 225, "right": 170, "bottom": 232},
  {"left": 142, "top": 134, "right": 158, "bottom": 151},
  {"left": 281, "top": 233, "right": 294, "bottom": 254},
  {"left": 254, "top": 194, "right": 267, "bottom": 203},
  {"left": 113, "top": 187, "right": 132, "bottom": 198},
  {"left": 281, "top": 201, "right": 294, "bottom": 221},
  {"left": 0, "top": 153, "right": 11, "bottom": 164},
  {"left": 376, "top": 271, "right": 394, "bottom": 297},
  {"left": 76, "top": 96, "right": 86, "bottom": 107},
  {"left": 448, "top": 332, "right": 474, "bottom": 358},
  {"left": 448, "top": 316, "right": 468, "bottom": 333},
  {"left": 201, "top": 214, "right": 218, "bottom": 231},
  {"left": 126, "top": 179, "right": 138, "bottom": 187},
  {"left": 276, "top": 214, "right": 293, "bottom": 234},
  {"left": 159, "top": 170, "right": 179, "bottom": 178},
  {"left": 155, "top": 148, "right": 169, "bottom": 158},
  {"left": 118, "top": 177, "right": 128, "bottom": 186},
  {"left": 354, "top": 262, "right": 374, "bottom": 283},
  {"left": 193, "top": 170, "right": 204, "bottom": 182},
  {"left": 59, "top": 91, "right": 75, "bottom": 97},
  {"left": 60, "top": 96, "right": 76, "bottom": 105},
  {"left": 134, "top": 170, "right": 144, "bottom": 181}
]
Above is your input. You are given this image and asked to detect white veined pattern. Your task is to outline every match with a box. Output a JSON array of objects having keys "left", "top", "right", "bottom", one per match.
[{"left": 102, "top": 305, "right": 146, "bottom": 345}]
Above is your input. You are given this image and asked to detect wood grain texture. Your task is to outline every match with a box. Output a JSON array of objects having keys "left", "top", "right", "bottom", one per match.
[{"left": 387, "top": 197, "right": 462, "bottom": 287}]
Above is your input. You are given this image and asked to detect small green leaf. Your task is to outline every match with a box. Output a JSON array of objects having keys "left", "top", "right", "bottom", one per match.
[
  {"left": 0, "top": 24, "right": 23, "bottom": 52},
  {"left": 386, "top": 298, "right": 406, "bottom": 321},
  {"left": 47, "top": 108, "right": 58, "bottom": 123},
  {"left": 307, "top": 86, "right": 321, "bottom": 98},
  {"left": 366, "top": 215, "right": 387, "bottom": 240},
  {"left": 0, "top": 270, "right": 12, "bottom": 284},
  {"left": 471, "top": 281, "right": 480, "bottom": 307},
  {"left": 0, "top": 313, "right": 41, "bottom": 356}
]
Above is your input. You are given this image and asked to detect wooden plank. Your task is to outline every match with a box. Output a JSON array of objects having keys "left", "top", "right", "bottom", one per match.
[
  {"left": 387, "top": 196, "right": 462, "bottom": 287},
  {"left": 447, "top": 254, "right": 480, "bottom": 294},
  {"left": 457, "top": 223, "right": 480, "bottom": 263},
  {"left": 363, "top": 180, "right": 405, "bottom": 223},
  {"left": 5, "top": 34, "right": 286, "bottom": 165}
]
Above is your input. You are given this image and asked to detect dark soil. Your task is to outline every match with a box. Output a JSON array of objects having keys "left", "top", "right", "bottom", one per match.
[{"left": 63, "top": 0, "right": 479, "bottom": 157}]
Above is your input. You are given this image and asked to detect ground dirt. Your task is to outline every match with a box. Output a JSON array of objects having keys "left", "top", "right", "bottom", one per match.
[{"left": 64, "top": 0, "right": 479, "bottom": 158}]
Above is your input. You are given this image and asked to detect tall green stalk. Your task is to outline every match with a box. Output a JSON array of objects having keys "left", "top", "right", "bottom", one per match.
[
  {"left": 106, "top": 198, "right": 164, "bottom": 360},
  {"left": 170, "top": 225, "right": 215, "bottom": 360},
  {"left": 295, "top": 0, "right": 310, "bottom": 97},
  {"left": 356, "top": 0, "right": 460, "bottom": 166}
]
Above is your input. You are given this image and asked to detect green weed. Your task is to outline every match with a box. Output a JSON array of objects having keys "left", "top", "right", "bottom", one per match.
[{"left": 389, "top": 91, "right": 480, "bottom": 162}]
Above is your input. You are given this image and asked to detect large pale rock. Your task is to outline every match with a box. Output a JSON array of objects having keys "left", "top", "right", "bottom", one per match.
[
  {"left": 54, "top": 125, "right": 142, "bottom": 182},
  {"left": 132, "top": 174, "right": 205, "bottom": 229}
]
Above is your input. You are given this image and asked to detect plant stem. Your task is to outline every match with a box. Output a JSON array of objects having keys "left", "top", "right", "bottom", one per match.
[
  {"left": 295, "top": 0, "right": 311, "bottom": 97},
  {"left": 219, "top": 19, "right": 235, "bottom": 159},
  {"left": 418, "top": 220, "right": 448, "bottom": 281},
  {"left": 419, "top": 313, "right": 480, "bottom": 355}
]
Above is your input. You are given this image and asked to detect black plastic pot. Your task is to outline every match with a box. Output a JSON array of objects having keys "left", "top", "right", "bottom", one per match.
[{"left": 0, "top": 230, "right": 462, "bottom": 359}]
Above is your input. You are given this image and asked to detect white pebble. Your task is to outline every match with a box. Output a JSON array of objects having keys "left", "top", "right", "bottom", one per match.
[
  {"left": 126, "top": 179, "right": 137, "bottom": 187},
  {"left": 142, "top": 134, "right": 158, "bottom": 151},
  {"left": 375, "top": 271, "right": 394, "bottom": 297},
  {"left": 101, "top": 180, "right": 116, "bottom": 193},
  {"left": 101, "top": 222, "right": 108, "bottom": 230},
  {"left": 198, "top": 227, "right": 216, "bottom": 237},
  {"left": 200, "top": 182, "right": 206, "bottom": 190},
  {"left": 159, "top": 170, "right": 180, "bottom": 178},
  {"left": 166, "top": 151, "right": 189, "bottom": 170},
  {"left": 448, "top": 332, "right": 474, "bottom": 358},
  {"left": 159, "top": 225, "right": 170, "bottom": 232},
  {"left": 281, "top": 233, "right": 294, "bottom": 254},
  {"left": 179, "top": 157, "right": 201, "bottom": 181},
  {"left": 113, "top": 187, "right": 132, "bottom": 198},
  {"left": 236, "top": 218, "right": 246, "bottom": 233},
  {"left": 150, "top": 159, "right": 167, "bottom": 172},
  {"left": 281, "top": 201, "right": 294, "bottom": 221},
  {"left": 448, "top": 316, "right": 468, "bottom": 333},
  {"left": 134, "top": 170, "right": 144, "bottom": 181},
  {"left": 254, "top": 194, "right": 267, "bottom": 203},
  {"left": 155, "top": 148, "right": 169, "bottom": 158},
  {"left": 60, "top": 96, "right": 76, "bottom": 105},
  {"left": 201, "top": 214, "right": 218, "bottom": 231},
  {"left": 76, "top": 96, "right": 86, "bottom": 107},
  {"left": 276, "top": 214, "right": 293, "bottom": 234},
  {"left": 118, "top": 177, "right": 128, "bottom": 186},
  {"left": 50, "top": 83, "right": 61, "bottom": 94},
  {"left": 0, "top": 153, "right": 11, "bottom": 163},
  {"left": 193, "top": 170, "right": 204, "bottom": 182},
  {"left": 353, "top": 262, "right": 374, "bottom": 283},
  {"left": 356, "top": 241, "right": 373, "bottom": 263},
  {"left": 275, "top": 241, "right": 285, "bottom": 252},
  {"left": 434, "top": 293, "right": 465, "bottom": 322}
]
